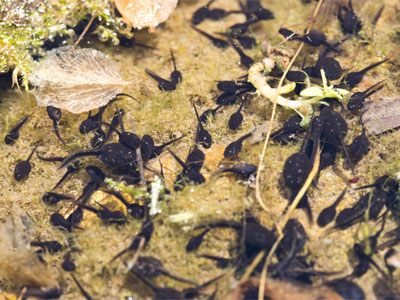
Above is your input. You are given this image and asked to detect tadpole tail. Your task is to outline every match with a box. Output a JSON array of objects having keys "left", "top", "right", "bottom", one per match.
[
  {"left": 53, "top": 120, "right": 66, "bottom": 144},
  {"left": 162, "top": 270, "right": 197, "bottom": 285},
  {"left": 358, "top": 59, "right": 389, "bottom": 75},
  {"left": 71, "top": 273, "right": 93, "bottom": 300},
  {"left": 364, "top": 81, "right": 385, "bottom": 98},
  {"left": 135, "top": 43, "right": 158, "bottom": 50},
  {"left": 339, "top": 136, "right": 355, "bottom": 174},
  {"left": 52, "top": 169, "right": 71, "bottom": 191},
  {"left": 37, "top": 154, "right": 65, "bottom": 162},
  {"left": 130, "top": 268, "right": 159, "bottom": 292},
  {"left": 59, "top": 151, "right": 100, "bottom": 169},
  {"left": 103, "top": 190, "right": 130, "bottom": 206},
  {"left": 332, "top": 188, "right": 348, "bottom": 207}
]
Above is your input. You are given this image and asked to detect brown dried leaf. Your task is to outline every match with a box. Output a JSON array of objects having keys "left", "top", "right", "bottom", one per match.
[
  {"left": 362, "top": 98, "right": 400, "bottom": 135},
  {"left": 29, "top": 46, "right": 132, "bottom": 114},
  {"left": 114, "top": 0, "right": 178, "bottom": 32}
]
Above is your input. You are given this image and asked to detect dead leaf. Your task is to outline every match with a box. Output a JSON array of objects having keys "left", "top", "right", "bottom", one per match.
[
  {"left": 29, "top": 46, "right": 132, "bottom": 114},
  {"left": 114, "top": 0, "right": 178, "bottom": 32},
  {"left": 361, "top": 98, "right": 400, "bottom": 135}
]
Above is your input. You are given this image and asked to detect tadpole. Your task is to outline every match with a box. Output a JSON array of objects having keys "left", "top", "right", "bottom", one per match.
[
  {"left": 213, "top": 162, "right": 257, "bottom": 177},
  {"left": 317, "top": 188, "right": 347, "bottom": 227},
  {"left": 338, "top": 0, "right": 362, "bottom": 35},
  {"left": 168, "top": 149, "right": 205, "bottom": 191},
  {"left": 170, "top": 50, "right": 182, "bottom": 85},
  {"left": 223, "top": 132, "right": 252, "bottom": 158},
  {"left": 199, "top": 104, "right": 224, "bottom": 124},
  {"left": 320, "top": 107, "right": 354, "bottom": 172},
  {"left": 42, "top": 192, "right": 74, "bottom": 205},
  {"left": 4, "top": 115, "right": 29, "bottom": 145},
  {"left": 186, "top": 228, "right": 210, "bottom": 252},
  {"left": 191, "top": 0, "right": 215, "bottom": 25},
  {"left": 228, "top": 37, "right": 254, "bottom": 68},
  {"left": 77, "top": 202, "right": 127, "bottom": 225},
  {"left": 145, "top": 68, "right": 176, "bottom": 91},
  {"left": 52, "top": 160, "right": 82, "bottom": 190},
  {"left": 191, "top": 26, "right": 229, "bottom": 49},
  {"left": 141, "top": 134, "right": 155, "bottom": 161},
  {"left": 59, "top": 143, "right": 137, "bottom": 168},
  {"left": 104, "top": 189, "right": 144, "bottom": 219},
  {"left": 62, "top": 251, "right": 76, "bottom": 272},
  {"left": 341, "top": 59, "right": 388, "bottom": 89},
  {"left": 228, "top": 97, "right": 247, "bottom": 130},
  {"left": 14, "top": 143, "right": 39, "bottom": 181},
  {"left": 47, "top": 106, "right": 65, "bottom": 144},
  {"left": 193, "top": 102, "right": 212, "bottom": 149},
  {"left": 151, "top": 135, "right": 185, "bottom": 158},
  {"left": 347, "top": 81, "right": 384, "bottom": 111}
]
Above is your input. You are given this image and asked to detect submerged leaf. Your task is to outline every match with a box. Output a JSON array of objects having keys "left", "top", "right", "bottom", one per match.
[
  {"left": 29, "top": 46, "right": 132, "bottom": 114},
  {"left": 361, "top": 98, "right": 400, "bottom": 135}
]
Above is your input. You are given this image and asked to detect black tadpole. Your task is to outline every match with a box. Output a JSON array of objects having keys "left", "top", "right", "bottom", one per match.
[
  {"left": 213, "top": 162, "right": 257, "bottom": 177},
  {"left": 170, "top": 50, "right": 182, "bottom": 85},
  {"left": 342, "top": 59, "right": 388, "bottom": 89},
  {"left": 191, "top": 25, "right": 229, "bottom": 49},
  {"left": 14, "top": 143, "right": 39, "bottom": 181},
  {"left": 103, "top": 190, "right": 144, "bottom": 219},
  {"left": 228, "top": 97, "right": 247, "bottom": 130},
  {"left": 191, "top": 0, "right": 215, "bottom": 25},
  {"left": 338, "top": 0, "right": 362, "bottom": 35},
  {"left": 141, "top": 134, "right": 155, "bottom": 161},
  {"left": 193, "top": 102, "right": 212, "bottom": 149},
  {"left": 317, "top": 188, "right": 347, "bottom": 227},
  {"left": 145, "top": 68, "right": 176, "bottom": 91},
  {"left": 228, "top": 36, "right": 254, "bottom": 68},
  {"left": 4, "top": 115, "right": 29, "bottom": 145},
  {"left": 151, "top": 135, "right": 185, "bottom": 158},
  {"left": 62, "top": 252, "right": 76, "bottom": 272},
  {"left": 77, "top": 202, "right": 127, "bottom": 225},
  {"left": 47, "top": 106, "right": 65, "bottom": 144},
  {"left": 199, "top": 104, "right": 224, "bottom": 124},
  {"left": 168, "top": 149, "right": 205, "bottom": 191},
  {"left": 347, "top": 80, "right": 384, "bottom": 111},
  {"left": 320, "top": 107, "right": 354, "bottom": 173},
  {"left": 186, "top": 145, "right": 205, "bottom": 172},
  {"left": 53, "top": 160, "right": 82, "bottom": 190},
  {"left": 228, "top": 19, "right": 259, "bottom": 36},
  {"left": 186, "top": 228, "right": 210, "bottom": 252},
  {"left": 42, "top": 192, "right": 74, "bottom": 205},
  {"left": 223, "top": 132, "right": 252, "bottom": 158}
]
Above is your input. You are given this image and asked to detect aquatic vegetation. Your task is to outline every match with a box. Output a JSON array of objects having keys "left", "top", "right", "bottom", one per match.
[{"left": 0, "top": 0, "right": 133, "bottom": 89}]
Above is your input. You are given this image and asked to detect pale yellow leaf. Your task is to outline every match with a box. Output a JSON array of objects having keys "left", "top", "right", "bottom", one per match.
[
  {"left": 114, "top": 0, "right": 178, "bottom": 31},
  {"left": 29, "top": 46, "right": 132, "bottom": 114}
]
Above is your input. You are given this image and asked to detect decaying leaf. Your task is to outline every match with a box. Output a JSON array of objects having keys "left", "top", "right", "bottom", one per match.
[
  {"left": 361, "top": 98, "right": 400, "bottom": 135},
  {"left": 29, "top": 46, "right": 132, "bottom": 114},
  {"left": 114, "top": 0, "right": 178, "bottom": 32},
  {"left": 0, "top": 207, "right": 55, "bottom": 288}
]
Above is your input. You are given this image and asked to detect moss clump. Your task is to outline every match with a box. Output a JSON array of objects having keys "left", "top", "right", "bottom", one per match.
[{"left": 0, "top": 0, "right": 133, "bottom": 88}]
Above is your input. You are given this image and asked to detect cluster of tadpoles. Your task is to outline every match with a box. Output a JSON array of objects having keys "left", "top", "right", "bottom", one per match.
[{"left": 4, "top": 0, "right": 400, "bottom": 299}]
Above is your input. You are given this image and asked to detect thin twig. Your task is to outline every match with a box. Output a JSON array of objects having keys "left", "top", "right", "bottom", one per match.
[
  {"left": 256, "top": 1, "right": 325, "bottom": 299},
  {"left": 74, "top": 14, "right": 97, "bottom": 49},
  {"left": 255, "top": 0, "right": 324, "bottom": 213}
]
